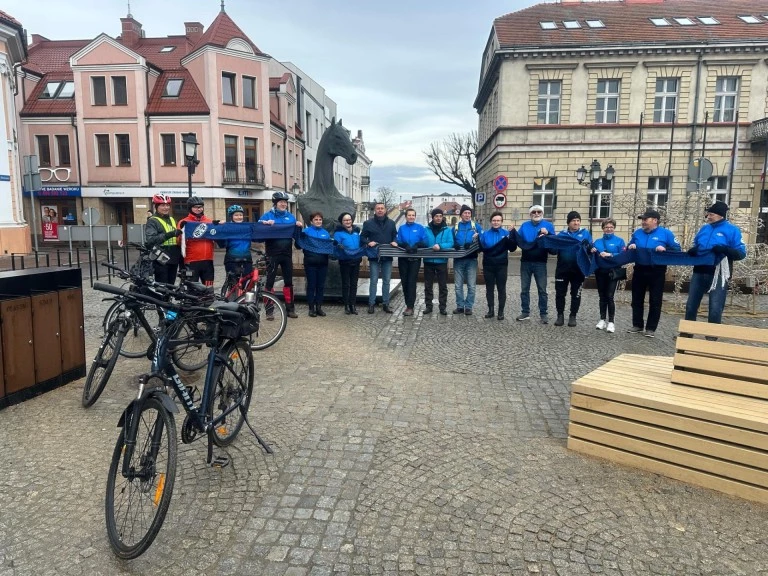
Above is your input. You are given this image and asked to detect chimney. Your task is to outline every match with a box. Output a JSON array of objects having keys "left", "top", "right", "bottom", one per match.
[
  {"left": 357, "top": 130, "right": 363, "bottom": 140},
  {"left": 30, "top": 34, "right": 49, "bottom": 47},
  {"left": 185, "top": 22, "right": 204, "bottom": 44},
  {"left": 120, "top": 17, "right": 142, "bottom": 48}
]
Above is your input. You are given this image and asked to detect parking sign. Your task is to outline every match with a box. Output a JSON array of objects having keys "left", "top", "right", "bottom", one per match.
[{"left": 475, "top": 192, "right": 486, "bottom": 206}]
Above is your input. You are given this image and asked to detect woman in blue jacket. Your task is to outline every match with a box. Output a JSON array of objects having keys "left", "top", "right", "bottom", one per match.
[
  {"left": 592, "top": 218, "right": 626, "bottom": 333},
  {"left": 301, "top": 211, "right": 331, "bottom": 317},
  {"left": 479, "top": 211, "right": 517, "bottom": 320},
  {"left": 334, "top": 212, "right": 363, "bottom": 315},
  {"left": 396, "top": 208, "right": 427, "bottom": 316}
]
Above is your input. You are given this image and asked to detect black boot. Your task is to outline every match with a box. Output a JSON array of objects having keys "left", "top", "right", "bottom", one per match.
[
  {"left": 497, "top": 307, "right": 504, "bottom": 321},
  {"left": 344, "top": 304, "right": 352, "bottom": 315},
  {"left": 350, "top": 306, "right": 358, "bottom": 315},
  {"left": 484, "top": 308, "right": 495, "bottom": 319},
  {"left": 316, "top": 305, "right": 326, "bottom": 317},
  {"left": 554, "top": 313, "right": 565, "bottom": 326},
  {"left": 308, "top": 304, "right": 317, "bottom": 318}
]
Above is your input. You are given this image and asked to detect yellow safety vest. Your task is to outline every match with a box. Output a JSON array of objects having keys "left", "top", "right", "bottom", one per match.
[{"left": 152, "top": 215, "right": 178, "bottom": 246}]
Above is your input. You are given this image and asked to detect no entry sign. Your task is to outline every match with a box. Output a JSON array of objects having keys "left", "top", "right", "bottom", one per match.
[{"left": 493, "top": 192, "right": 507, "bottom": 209}]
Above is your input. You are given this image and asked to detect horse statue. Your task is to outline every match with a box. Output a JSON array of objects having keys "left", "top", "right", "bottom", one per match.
[{"left": 297, "top": 117, "right": 358, "bottom": 230}]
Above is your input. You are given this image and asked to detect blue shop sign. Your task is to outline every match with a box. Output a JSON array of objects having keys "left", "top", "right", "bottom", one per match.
[
  {"left": 0, "top": 174, "right": 10, "bottom": 182},
  {"left": 23, "top": 186, "right": 82, "bottom": 197}
]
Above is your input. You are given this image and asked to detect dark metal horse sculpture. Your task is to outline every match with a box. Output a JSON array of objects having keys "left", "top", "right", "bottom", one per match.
[{"left": 297, "top": 118, "right": 358, "bottom": 230}]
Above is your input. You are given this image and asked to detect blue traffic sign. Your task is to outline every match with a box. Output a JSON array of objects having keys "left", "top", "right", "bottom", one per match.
[
  {"left": 475, "top": 192, "right": 486, "bottom": 206},
  {"left": 493, "top": 175, "right": 508, "bottom": 192}
]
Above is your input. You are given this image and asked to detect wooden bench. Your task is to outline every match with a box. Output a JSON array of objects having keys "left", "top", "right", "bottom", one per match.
[{"left": 567, "top": 320, "right": 768, "bottom": 504}]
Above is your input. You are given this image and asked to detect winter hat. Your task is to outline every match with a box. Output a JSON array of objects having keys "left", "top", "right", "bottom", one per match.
[
  {"left": 430, "top": 207, "right": 444, "bottom": 218},
  {"left": 529, "top": 204, "right": 544, "bottom": 214},
  {"left": 567, "top": 211, "right": 581, "bottom": 224},
  {"left": 338, "top": 212, "right": 353, "bottom": 224},
  {"left": 459, "top": 204, "right": 473, "bottom": 216},
  {"left": 706, "top": 201, "right": 729, "bottom": 218}
]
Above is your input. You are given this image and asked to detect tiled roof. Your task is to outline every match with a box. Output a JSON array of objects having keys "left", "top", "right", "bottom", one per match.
[
  {"left": 269, "top": 73, "right": 293, "bottom": 91},
  {"left": 494, "top": 0, "right": 768, "bottom": 49},
  {"left": 146, "top": 69, "right": 209, "bottom": 115},
  {"left": 0, "top": 10, "right": 21, "bottom": 26},
  {"left": 192, "top": 10, "right": 262, "bottom": 55},
  {"left": 436, "top": 201, "right": 461, "bottom": 215},
  {"left": 24, "top": 39, "right": 89, "bottom": 75},
  {"left": 270, "top": 110, "right": 286, "bottom": 130},
  {"left": 20, "top": 72, "right": 76, "bottom": 117},
  {"left": 128, "top": 36, "right": 191, "bottom": 69}
]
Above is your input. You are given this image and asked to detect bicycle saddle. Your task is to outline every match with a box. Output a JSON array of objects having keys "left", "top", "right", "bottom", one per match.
[
  {"left": 211, "top": 301, "right": 241, "bottom": 312},
  {"left": 183, "top": 281, "right": 214, "bottom": 296}
]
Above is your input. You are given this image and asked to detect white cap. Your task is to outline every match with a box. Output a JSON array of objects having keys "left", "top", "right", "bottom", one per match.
[{"left": 529, "top": 204, "right": 544, "bottom": 214}]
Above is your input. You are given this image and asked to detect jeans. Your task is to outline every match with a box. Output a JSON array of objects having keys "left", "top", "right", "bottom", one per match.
[
  {"left": 595, "top": 269, "right": 619, "bottom": 322},
  {"left": 631, "top": 265, "right": 666, "bottom": 331},
  {"left": 685, "top": 270, "right": 728, "bottom": 324},
  {"left": 520, "top": 260, "right": 548, "bottom": 316},
  {"left": 368, "top": 259, "right": 393, "bottom": 306},
  {"left": 423, "top": 262, "right": 448, "bottom": 311},
  {"left": 305, "top": 264, "right": 328, "bottom": 306},
  {"left": 398, "top": 258, "right": 421, "bottom": 308},
  {"left": 555, "top": 269, "right": 585, "bottom": 316},
  {"left": 483, "top": 262, "right": 508, "bottom": 313},
  {"left": 454, "top": 258, "right": 478, "bottom": 309}
]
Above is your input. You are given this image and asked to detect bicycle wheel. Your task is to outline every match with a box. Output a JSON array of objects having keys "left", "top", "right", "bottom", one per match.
[
  {"left": 102, "top": 301, "right": 123, "bottom": 334},
  {"left": 119, "top": 309, "right": 156, "bottom": 359},
  {"left": 82, "top": 321, "right": 125, "bottom": 408},
  {"left": 105, "top": 396, "right": 177, "bottom": 559},
  {"left": 241, "top": 291, "right": 286, "bottom": 351},
  {"left": 171, "top": 317, "right": 210, "bottom": 372},
  {"left": 208, "top": 339, "right": 254, "bottom": 447}
]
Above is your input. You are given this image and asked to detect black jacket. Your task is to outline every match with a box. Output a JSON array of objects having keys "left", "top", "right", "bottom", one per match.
[{"left": 361, "top": 216, "right": 397, "bottom": 261}]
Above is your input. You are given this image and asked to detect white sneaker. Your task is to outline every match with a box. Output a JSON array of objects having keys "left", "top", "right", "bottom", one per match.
[
  {"left": 596, "top": 319, "right": 606, "bottom": 330},
  {"left": 606, "top": 322, "right": 615, "bottom": 333}
]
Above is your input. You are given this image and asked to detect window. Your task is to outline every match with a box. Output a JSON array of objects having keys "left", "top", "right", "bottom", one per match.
[
  {"left": 738, "top": 15, "right": 761, "bottom": 24},
  {"left": 116, "top": 134, "right": 131, "bottom": 166},
  {"left": 222, "top": 72, "right": 236, "bottom": 105},
  {"left": 539, "top": 21, "right": 557, "bottom": 30},
  {"left": 40, "top": 82, "right": 61, "bottom": 99},
  {"left": 305, "top": 112, "right": 311, "bottom": 141},
  {"left": 673, "top": 17, "right": 695, "bottom": 26},
  {"left": 537, "top": 80, "right": 561, "bottom": 125},
  {"left": 56, "top": 135, "right": 71, "bottom": 166},
  {"left": 159, "top": 46, "right": 175, "bottom": 53},
  {"left": 271, "top": 143, "right": 283, "bottom": 173},
  {"left": 224, "top": 136, "right": 238, "bottom": 181},
  {"left": 112, "top": 76, "right": 127, "bottom": 105},
  {"left": 647, "top": 177, "right": 669, "bottom": 208},
  {"left": 58, "top": 81, "right": 75, "bottom": 98},
  {"left": 92, "top": 76, "right": 107, "bottom": 106},
  {"left": 653, "top": 78, "right": 678, "bottom": 123},
  {"left": 532, "top": 178, "right": 556, "bottom": 218},
  {"left": 162, "top": 79, "right": 183, "bottom": 98},
  {"left": 586, "top": 20, "right": 605, "bottom": 28},
  {"left": 563, "top": 20, "right": 581, "bottom": 29},
  {"left": 707, "top": 176, "right": 729, "bottom": 204},
  {"left": 96, "top": 134, "right": 110, "bottom": 166},
  {"left": 244, "top": 138, "right": 258, "bottom": 183},
  {"left": 36, "top": 135, "right": 52, "bottom": 167},
  {"left": 161, "top": 134, "right": 176, "bottom": 166},
  {"left": 698, "top": 16, "right": 719, "bottom": 25},
  {"left": 595, "top": 79, "right": 620, "bottom": 124},
  {"left": 41, "top": 81, "right": 75, "bottom": 99},
  {"left": 589, "top": 177, "right": 613, "bottom": 219},
  {"left": 714, "top": 77, "right": 739, "bottom": 122},
  {"left": 243, "top": 76, "right": 256, "bottom": 108},
  {"left": 650, "top": 18, "right": 671, "bottom": 26}
]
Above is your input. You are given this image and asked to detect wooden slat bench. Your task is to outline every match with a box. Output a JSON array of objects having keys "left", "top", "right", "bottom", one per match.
[{"left": 568, "top": 321, "right": 768, "bottom": 504}]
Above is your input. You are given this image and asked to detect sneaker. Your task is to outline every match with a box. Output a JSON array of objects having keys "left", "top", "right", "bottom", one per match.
[
  {"left": 464, "top": 309, "right": 473, "bottom": 316},
  {"left": 439, "top": 309, "right": 448, "bottom": 316},
  {"left": 516, "top": 313, "right": 530, "bottom": 321},
  {"left": 382, "top": 305, "right": 393, "bottom": 314},
  {"left": 644, "top": 330, "right": 655, "bottom": 338},
  {"left": 627, "top": 326, "right": 643, "bottom": 334},
  {"left": 403, "top": 308, "right": 414, "bottom": 317},
  {"left": 596, "top": 319, "right": 606, "bottom": 330},
  {"left": 540, "top": 315, "right": 549, "bottom": 325},
  {"left": 568, "top": 315, "right": 577, "bottom": 327},
  {"left": 453, "top": 308, "right": 464, "bottom": 315},
  {"left": 606, "top": 322, "right": 615, "bottom": 333},
  {"left": 367, "top": 305, "right": 375, "bottom": 314}
]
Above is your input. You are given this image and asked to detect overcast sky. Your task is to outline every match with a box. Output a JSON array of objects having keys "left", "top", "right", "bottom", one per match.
[{"left": 6, "top": 0, "right": 538, "bottom": 199}]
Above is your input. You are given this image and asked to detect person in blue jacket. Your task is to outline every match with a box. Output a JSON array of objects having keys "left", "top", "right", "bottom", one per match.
[
  {"left": 396, "top": 207, "right": 427, "bottom": 316},
  {"left": 554, "top": 211, "right": 593, "bottom": 327},
  {"left": 301, "top": 211, "right": 331, "bottom": 317},
  {"left": 423, "top": 208, "right": 454, "bottom": 315},
  {"left": 220, "top": 204, "right": 253, "bottom": 275},
  {"left": 627, "top": 209, "right": 681, "bottom": 337},
  {"left": 592, "top": 218, "right": 626, "bottom": 333},
  {"left": 479, "top": 211, "right": 517, "bottom": 320},
  {"left": 452, "top": 204, "right": 482, "bottom": 315},
  {"left": 334, "top": 212, "right": 363, "bottom": 315},
  {"left": 516, "top": 204, "right": 556, "bottom": 323},
  {"left": 685, "top": 201, "right": 746, "bottom": 326}
]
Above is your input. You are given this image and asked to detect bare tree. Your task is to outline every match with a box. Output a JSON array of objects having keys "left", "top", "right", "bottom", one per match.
[
  {"left": 375, "top": 186, "right": 397, "bottom": 211},
  {"left": 424, "top": 131, "right": 477, "bottom": 204}
]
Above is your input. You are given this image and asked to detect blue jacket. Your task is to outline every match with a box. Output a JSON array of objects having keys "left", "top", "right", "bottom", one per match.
[
  {"left": 556, "top": 228, "right": 593, "bottom": 272},
  {"left": 423, "top": 222, "right": 454, "bottom": 264},
  {"left": 453, "top": 220, "right": 482, "bottom": 260},
  {"left": 594, "top": 233, "right": 626, "bottom": 256},
  {"left": 333, "top": 225, "right": 363, "bottom": 263},
  {"left": 301, "top": 225, "right": 330, "bottom": 267},
  {"left": 480, "top": 227, "right": 517, "bottom": 266},
  {"left": 218, "top": 223, "right": 252, "bottom": 264},
  {"left": 396, "top": 222, "right": 427, "bottom": 252},
  {"left": 691, "top": 219, "right": 746, "bottom": 273},
  {"left": 518, "top": 220, "right": 556, "bottom": 262},
  {"left": 629, "top": 226, "right": 681, "bottom": 265},
  {"left": 259, "top": 208, "right": 296, "bottom": 257}
]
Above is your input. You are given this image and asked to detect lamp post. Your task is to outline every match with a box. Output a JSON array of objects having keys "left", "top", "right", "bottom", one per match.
[
  {"left": 576, "top": 159, "right": 615, "bottom": 235},
  {"left": 291, "top": 182, "right": 300, "bottom": 197},
  {"left": 182, "top": 133, "right": 199, "bottom": 198}
]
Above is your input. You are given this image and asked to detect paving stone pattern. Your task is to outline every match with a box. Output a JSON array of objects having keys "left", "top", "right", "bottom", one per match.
[{"left": 1, "top": 272, "right": 768, "bottom": 575}]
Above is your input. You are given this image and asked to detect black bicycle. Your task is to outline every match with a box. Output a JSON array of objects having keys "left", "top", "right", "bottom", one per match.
[{"left": 93, "top": 282, "right": 271, "bottom": 559}]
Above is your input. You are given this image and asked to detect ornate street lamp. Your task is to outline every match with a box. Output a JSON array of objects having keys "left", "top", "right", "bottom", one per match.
[
  {"left": 291, "top": 182, "right": 301, "bottom": 196},
  {"left": 182, "top": 133, "right": 199, "bottom": 198},
  {"left": 575, "top": 159, "right": 615, "bottom": 235}
]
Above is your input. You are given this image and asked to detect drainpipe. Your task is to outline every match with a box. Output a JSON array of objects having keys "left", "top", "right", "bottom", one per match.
[
  {"left": 145, "top": 115, "right": 153, "bottom": 187},
  {"left": 71, "top": 114, "right": 85, "bottom": 217}
]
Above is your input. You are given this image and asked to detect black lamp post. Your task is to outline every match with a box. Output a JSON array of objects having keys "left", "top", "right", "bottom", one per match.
[
  {"left": 576, "top": 159, "right": 615, "bottom": 235},
  {"left": 182, "top": 133, "right": 199, "bottom": 198}
]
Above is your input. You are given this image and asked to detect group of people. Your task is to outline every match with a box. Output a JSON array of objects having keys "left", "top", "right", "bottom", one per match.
[{"left": 145, "top": 192, "right": 746, "bottom": 335}]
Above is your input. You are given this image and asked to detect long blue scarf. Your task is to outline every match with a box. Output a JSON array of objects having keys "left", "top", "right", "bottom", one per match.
[{"left": 182, "top": 221, "right": 297, "bottom": 241}]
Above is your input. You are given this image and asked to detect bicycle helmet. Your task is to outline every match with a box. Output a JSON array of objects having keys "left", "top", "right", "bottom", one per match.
[
  {"left": 187, "top": 195, "right": 204, "bottom": 209},
  {"left": 152, "top": 193, "right": 172, "bottom": 205},
  {"left": 227, "top": 204, "right": 244, "bottom": 219},
  {"left": 272, "top": 191, "right": 290, "bottom": 203}
]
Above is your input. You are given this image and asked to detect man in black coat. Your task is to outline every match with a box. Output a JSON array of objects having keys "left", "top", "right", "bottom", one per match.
[{"left": 361, "top": 202, "right": 398, "bottom": 314}]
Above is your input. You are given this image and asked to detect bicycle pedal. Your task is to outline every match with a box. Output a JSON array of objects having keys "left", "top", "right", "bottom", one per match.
[{"left": 208, "top": 454, "right": 230, "bottom": 468}]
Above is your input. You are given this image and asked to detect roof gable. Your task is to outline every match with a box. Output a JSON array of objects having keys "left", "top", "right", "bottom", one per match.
[
  {"left": 192, "top": 10, "right": 262, "bottom": 55},
  {"left": 71, "top": 34, "right": 143, "bottom": 67},
  {"left": 146, "top": 68, "right": 210, "bottom": 116}
]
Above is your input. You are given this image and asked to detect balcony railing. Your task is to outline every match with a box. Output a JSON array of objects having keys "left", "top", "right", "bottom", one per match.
[
  {"left": 748, "top": 117, "right": 768, "bottom": 143},
  {"left": 222, "top": 162, "right": 265, "bottom": 187}
]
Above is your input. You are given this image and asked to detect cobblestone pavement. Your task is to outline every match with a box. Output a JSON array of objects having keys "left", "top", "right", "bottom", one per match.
[{"left": 1, "top": 270, "right": 768, "bottom": 576}]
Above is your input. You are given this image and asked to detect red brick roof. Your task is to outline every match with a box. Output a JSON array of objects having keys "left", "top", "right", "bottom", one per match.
[
  {"left": 0, "top": 10, "right": 21, "bottom": 26},
  {"left": 192, "top": 10, "right": 262, "bottom": 55},
  {"left": 494, "top": 0, "right": 768, "bottom": 49},
  {"left": 24, "top": 39, "right": 90, "bottom": 75},
  {"left": 269, "top": 73, "right": 292, "bottom": 91},
  {"left": 146, "top": 69, "right": 210, "bottom": 115},
  {"left": 20, "top": 72, "right": 76, "bottom": 117},
  {"left": 130, "top": 36, "right": 192, "bottom": 69}
]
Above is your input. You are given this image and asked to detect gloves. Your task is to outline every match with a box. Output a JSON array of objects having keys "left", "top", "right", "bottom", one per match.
[
  {"left": 581, "top": 239, "right": 593, "bottom": 251},
  {"left": 332, "top": 239, "right": 339, "bottom": 247},
  {"left": 687, "top": 246, "right": 699, "bottom": 256},
  {"left": 165, "top": 229, "right": 182, "bottom": 240},
  {"left": 406, "top": 247, "right": 418, "bottom": 254},
  {"left": 711, "top": 244, "right": 729, "bottom": 255},
  {"left": 463, "top": 243, "right": 472, "bottom": 250},
  {"left": 211, "top": 219, "right": 220, "bottom": 225}
]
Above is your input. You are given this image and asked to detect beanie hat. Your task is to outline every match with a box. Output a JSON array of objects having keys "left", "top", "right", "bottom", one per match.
[
  {"left": 459, "top": 204, "right": 473, "bottom": 215},
  {"left": 706, "top": 201, "right": 729, "bottom": 218},
  {"left": 338, "top": 212, "right": 353, "bottom": 224},
  {"left": 529, "top": 204, "right": 544, "bottom": 214},
  {"left": 430, "top": 207, "right": 444, "bottom": 217},
  {"left": 567, "top": 211, "right": 581, "bottom": 224}
]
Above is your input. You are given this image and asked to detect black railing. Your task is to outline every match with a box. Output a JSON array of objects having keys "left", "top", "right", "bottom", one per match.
[
  {"left": 222, "top": 162, "right": 265, "bottom": 187},
  {"left": 748, "top": 117, "right": 768, "bottom": 143}
]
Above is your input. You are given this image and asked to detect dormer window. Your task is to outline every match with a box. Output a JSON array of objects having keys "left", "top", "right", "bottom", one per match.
[
  {"left": 650, "top": 18, "right": 671, "bottom": 26},
  {"left": 738, "top": 15, "right": 762, "bottom": 24},
  {"left": 586, "top": 20, "right": 605, "bottom": 28},
  {"left": 40, "top": 82, "right": 61, "bottom": 98},
  {"left": 673, "top": 17, "right": 695, "bottom": 26},
  {"left": 40, "top": 81, "right": 75, "bottom": 99},
  {"left": 159, "top": 46, "right": 175, "bottom": 53},
  {"left": 539, "top": 21, "right": 557, "bottom": 30},
  {"left": 162, "top": 78, "right": 184, "bottom": 98}
]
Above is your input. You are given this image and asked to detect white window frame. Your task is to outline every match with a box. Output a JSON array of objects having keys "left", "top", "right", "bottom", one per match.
[
  {"left": 95, "top": 134, "right": 111, "bottom": 167},
  {"left": 647, "top": 177, "right": 669, "bottom": 209},
  {"left": 537, "top": 80, "right": 561, "bottom": 125},
  {"left": 596, "top": 79, "right": 620, "bottom": 124},
  {"left": 242, "top": 75, "right": 257, "bottom": 109},
  {"left": 221, "top": 71, "right": 236, "bottom": 106},
  {"left": 714, "top": 76, "right": 739, "bottom": 123},
  {"left": 653, "top": 78, "right": 678, "bottom": 123},
  {"left": 532, "top": 177, "right": 556, "bottom": 218},
  {"left": 590, "top": 178, "right": 613, "bottom": 220},
  {"left": 112, "top": 76, "right": 127, "bottom": 106},
  {"left": 707, "top": 175, "right": 729, "bottom": 204},
  {"left": 115, "top": 133, "right": 131, "bottom": 166},
  {"left": 160, "top": 133, "right": 176, "bottom": 166}
]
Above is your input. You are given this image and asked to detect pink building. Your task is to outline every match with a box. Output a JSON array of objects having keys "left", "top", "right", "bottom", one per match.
[{"left": 17, "top": 7, "right": 304, "bottom": 235}]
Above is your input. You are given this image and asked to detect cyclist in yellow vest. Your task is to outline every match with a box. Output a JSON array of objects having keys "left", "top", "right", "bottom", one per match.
[{"left": 144, "top": 194, "right": 182, "bottom": 284}]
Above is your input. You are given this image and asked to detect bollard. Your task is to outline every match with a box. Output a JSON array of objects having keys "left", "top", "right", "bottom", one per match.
[
  {"left": 10, "top": 254, "right": 15, "bottom": 271},
  {"left": 76, "top": 247, "right": 81, "bottom": 269},
  {"left": 45, "top": 253, "right": 50, "bottom": 268},
  {"left": 57, "top": 249, "right": 61, "bottom": 267},
  {"left": 68, "top": 250, "right": 72, "bottom": 267},
  {"left": 87, "top": 250, "right": 93, "bottom": 288},
  {"left": 34, "top": 251, "right": 40, "bottom": 268}
]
